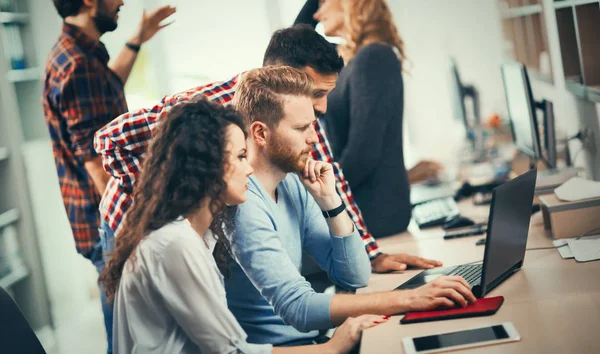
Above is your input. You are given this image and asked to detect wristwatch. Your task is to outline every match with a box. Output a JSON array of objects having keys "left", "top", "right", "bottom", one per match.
[
  {"left": 322, "top": 202, "right": 346, "bottom": 219},
  {"left": 125, "top": 42, "right": 141, "bottom": 53}
]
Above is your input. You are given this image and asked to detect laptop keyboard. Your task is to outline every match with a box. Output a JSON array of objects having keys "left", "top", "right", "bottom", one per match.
[{"left": 446, "top": 264, "right": 482, "bottom": 285}]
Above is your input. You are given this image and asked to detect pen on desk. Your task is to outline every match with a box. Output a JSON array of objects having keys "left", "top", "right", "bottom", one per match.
[{"left": 443, "top": 224, "right": 487, "bottom": 239}]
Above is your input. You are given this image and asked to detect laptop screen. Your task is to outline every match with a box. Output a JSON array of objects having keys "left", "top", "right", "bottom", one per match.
[{"left": 480, "top": 169, "right": 537, "bottom": 294}]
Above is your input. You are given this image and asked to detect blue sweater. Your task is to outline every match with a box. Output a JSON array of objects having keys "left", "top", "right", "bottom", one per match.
[{"left": 225, "top": 174, "right": 371, "bottom": 345}]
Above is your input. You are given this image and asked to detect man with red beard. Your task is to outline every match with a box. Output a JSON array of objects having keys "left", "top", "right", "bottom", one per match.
[{"left": 227, "top": 66, "right": 475, "bottom": 346}]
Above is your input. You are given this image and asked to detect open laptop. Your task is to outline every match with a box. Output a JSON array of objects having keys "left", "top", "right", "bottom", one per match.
[{"left": 396, "top": 168, "right": 537, "bottom": 298}]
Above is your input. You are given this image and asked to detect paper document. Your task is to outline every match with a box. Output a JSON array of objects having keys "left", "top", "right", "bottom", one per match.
[
  {"left": 554, "top": 177, "right": 600, "bottom": 202},
  {"left": 567, "top": 235, "right": 600, "bottom": 262},
  {"left": 553, "top": 239, "right": 573, "bottom": 259}
]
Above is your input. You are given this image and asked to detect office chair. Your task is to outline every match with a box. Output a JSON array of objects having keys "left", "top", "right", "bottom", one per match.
[{"left": 0, "top": 286, "right": 46, "bottom": 353}]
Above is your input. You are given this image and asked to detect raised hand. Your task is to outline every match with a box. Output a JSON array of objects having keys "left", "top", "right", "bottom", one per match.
[{"left": 130, "top": 5, "right": 177, "bottom": 45}]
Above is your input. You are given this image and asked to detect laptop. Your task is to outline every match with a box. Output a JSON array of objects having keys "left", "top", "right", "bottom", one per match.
[{"left": 396, "top": 168, "right": 537, "bottom": 298}]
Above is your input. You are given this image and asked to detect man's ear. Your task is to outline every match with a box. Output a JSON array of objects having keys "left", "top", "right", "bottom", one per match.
[
  {"left": 250, "top": 121, "right": 270, "bottom": 147},
  {"left": 82, "top": 0, "right": 97, "bottom": 13}
]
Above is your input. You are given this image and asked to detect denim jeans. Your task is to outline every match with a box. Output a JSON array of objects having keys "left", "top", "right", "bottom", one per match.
[{"left": 91, "top": 220, "right": 116, "bottom": 354}]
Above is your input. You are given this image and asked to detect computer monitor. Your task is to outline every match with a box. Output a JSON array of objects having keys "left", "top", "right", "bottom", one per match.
[
  {"left": 501, "top": 62, "right": 558, "bottom": 170},
  {"left": 501, "top": 62, "right": 543, "bottom": 162},
  {"left": 449, "top": 58, "right": 481, "bottom": 149}
]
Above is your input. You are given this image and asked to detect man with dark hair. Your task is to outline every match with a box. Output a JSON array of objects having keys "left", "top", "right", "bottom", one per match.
[
  {"left": 96, "top": 25, "right": 440, "bottom": 277},
  {"left": 43, "top": 1, "right": 174, "bottom": 352}
]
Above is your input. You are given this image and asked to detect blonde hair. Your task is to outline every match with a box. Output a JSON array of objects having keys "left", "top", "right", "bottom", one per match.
[
  {"left": 338, "top": 0, "right": 406, "bottom": 64},
  {"left": 234, "top": 66, "right": 314, "bottom": 128}
]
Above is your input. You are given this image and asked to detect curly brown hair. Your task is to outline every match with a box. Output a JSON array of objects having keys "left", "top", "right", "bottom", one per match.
[{"left": 100, "top": 98, "right": 246, "bottom": 302}]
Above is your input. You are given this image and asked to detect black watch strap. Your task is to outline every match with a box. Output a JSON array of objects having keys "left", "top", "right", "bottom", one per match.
[
  {"left": 126, "top": 42, "right": 141, "bottom": 53},
  {"left": 322, "top": 202, "right": 346, "bottom": 219}
]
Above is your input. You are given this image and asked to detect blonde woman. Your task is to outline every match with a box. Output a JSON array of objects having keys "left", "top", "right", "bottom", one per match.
[{"left": 296, "top": 0, "right": 440, "bottom": 237}]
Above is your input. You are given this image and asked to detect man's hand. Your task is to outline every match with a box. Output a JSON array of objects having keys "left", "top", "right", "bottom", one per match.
[
  {"left": 299, "top": 159, "right": 339, "bottom": 210},
  {"left": 371, "top": 253, "right": 443, "bottom": 273},
  {"left": 129, "top": 6, "right": 177, "bottom": 46},
  {"left": 408, "top": 160, "right": 443, "bottom": 184},
  {"left": 401, "top": 276, "right": 477, "bottom": 311}
]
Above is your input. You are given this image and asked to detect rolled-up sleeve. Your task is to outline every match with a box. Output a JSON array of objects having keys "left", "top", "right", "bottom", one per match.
[{"left": 159, "top": 238, "right": 272, "bottom": 354}]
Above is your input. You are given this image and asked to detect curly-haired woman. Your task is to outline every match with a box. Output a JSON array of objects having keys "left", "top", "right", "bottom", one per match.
[{"left": 100, "top": 99, "right": 387, "bottom": 354}]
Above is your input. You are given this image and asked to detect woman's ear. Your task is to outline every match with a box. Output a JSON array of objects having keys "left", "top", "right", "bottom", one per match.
[{"left": 250, "top": 121, "right": 269, "bottom": 147}]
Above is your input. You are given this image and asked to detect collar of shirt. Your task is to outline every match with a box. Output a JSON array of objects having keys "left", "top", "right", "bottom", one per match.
[{"left": 62, "top": 22, "right": 110, "bottom": 66}]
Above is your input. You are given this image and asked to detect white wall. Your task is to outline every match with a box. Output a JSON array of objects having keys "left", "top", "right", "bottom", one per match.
[
  {"left": 388, "top": 0, "right": 599, "bottom": 177},
  {"left": 389, "top": 0, "right": 509, "bottom": 166}
]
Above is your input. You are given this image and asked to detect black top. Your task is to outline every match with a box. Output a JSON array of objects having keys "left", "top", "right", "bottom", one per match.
[
  {"left": 295, "top": 1, "right": 411, "bottom": 237},
  {"left": 324, "top": 43, "right": 411, "bottom": 237}
]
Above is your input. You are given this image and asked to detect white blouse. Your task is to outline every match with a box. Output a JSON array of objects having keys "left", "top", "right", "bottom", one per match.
[{"left": 113, "top": 219, "right": 272, "bottom": 354}]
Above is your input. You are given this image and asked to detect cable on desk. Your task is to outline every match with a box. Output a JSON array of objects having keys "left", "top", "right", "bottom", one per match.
[
  {"left": 526, "top": 244, "right": 568, "bottom": 251},
  {"left": 580, "top": 227, "right": 600, "bottom": 238},
  {"left": 461, "top": 259, "right": 483, "bottom": 265},
  {"left": 526, "top": 228, "right": 600, "bottom": 252}
]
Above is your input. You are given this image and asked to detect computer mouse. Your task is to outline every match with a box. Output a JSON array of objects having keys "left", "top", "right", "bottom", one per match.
[{"left": 442, "top": 215, "right": 475, "bottom": 230}]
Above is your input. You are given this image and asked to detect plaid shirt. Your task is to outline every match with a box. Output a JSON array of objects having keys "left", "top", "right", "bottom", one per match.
[
  {"left": 42, "top": 23, "right": 128, "bottom": 257},
  {"left": 94, "top": 75, "right": 381, "bottom": 259}
]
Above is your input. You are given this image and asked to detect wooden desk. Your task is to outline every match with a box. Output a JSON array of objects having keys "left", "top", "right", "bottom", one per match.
[{"left": 359, "top": 201, "right": 600, "bottom": 354}]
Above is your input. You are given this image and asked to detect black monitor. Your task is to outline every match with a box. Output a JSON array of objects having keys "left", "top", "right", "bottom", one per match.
[
  {"left": 501, "top": 62, "right": 556, "bottom": 169},
  {"left": 449, "top": 58, "right": 481, "bottom": 149}
]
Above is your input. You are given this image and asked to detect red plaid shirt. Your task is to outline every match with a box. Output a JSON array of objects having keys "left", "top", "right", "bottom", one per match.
[
  {"left": 94, "top": 75, "right": 381, "bottom": 259},
  {"left": 42, "top": 23, "right": 128, "bottom": 257}
]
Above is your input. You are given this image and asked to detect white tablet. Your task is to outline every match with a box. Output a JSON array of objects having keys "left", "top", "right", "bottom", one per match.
[{"left": 402, "top": 322, "right": 520, "bottom": 354}]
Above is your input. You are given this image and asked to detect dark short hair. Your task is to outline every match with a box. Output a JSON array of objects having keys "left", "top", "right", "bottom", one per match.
[
  {"left": 53, "top": 0, "right": 84, "bottom": 19},
  {"left": 263, "top": 24, "right": 344, "bottom": 76}
]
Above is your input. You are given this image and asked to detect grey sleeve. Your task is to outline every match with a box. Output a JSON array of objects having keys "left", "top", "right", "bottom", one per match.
[{"left": 338, "top": 44, "right": 404, "bottom": 189}]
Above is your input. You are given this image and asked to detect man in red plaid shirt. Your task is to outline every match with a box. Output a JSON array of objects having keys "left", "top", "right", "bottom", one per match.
[
  {"left": 43, "top": 1, "right": 174, "bottom": 352},
  {"left": 95, "top": 25, "right": 441, "bottom": 273}
]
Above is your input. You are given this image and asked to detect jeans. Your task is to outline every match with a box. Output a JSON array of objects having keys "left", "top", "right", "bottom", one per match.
[{"left": 91, "top": 220, "right": 116, "bottom": 354}]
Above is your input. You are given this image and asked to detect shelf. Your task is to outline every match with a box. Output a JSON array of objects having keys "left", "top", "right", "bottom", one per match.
[
  {"left": 575, "top": 4, "right": 600, "bottom": 90},
  {"left": 0, "top": 209, "right": 19, "bottom": 229},
  {"left": 0, "top": 146, "right": 8, "bottom": 161},
  {"left": 587, "top": 86, "right": 600, "bottom": 102},
  {"left": 554, "top": 0, "right": 600, "bottom": 9},
  {"left": 0, "top": 12, "right": 29, "bottom": 24},
  {"left": 6, "top": 67, "right": 40, "bottom": 83},
  {"left": 503, "top": 4, "right": 543, "bottom": 18},
  {"left": 565, "top": 81, "right": 587, "bottom": 98},
  {"left": 0, "top": 265, "right": 29, "bottom": 289}
]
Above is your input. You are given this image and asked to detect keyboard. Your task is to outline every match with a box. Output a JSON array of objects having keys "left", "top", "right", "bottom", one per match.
[
  {"left": 447, "top": 264, "right": 482, "bottom": 286},
  {"left": 413, "top": 196, "right": 460, "bottom": 228}
]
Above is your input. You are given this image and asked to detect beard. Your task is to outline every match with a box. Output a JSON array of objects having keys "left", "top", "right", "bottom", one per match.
[
  {"left": 93, "top": 0, "right": 118, "bottom": 34},
  {"left": 314, "top": 109, "right": 324, "bottom": 119},
  {"left": 267, "top": 133, "right": 312, "bottom": 174}
]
